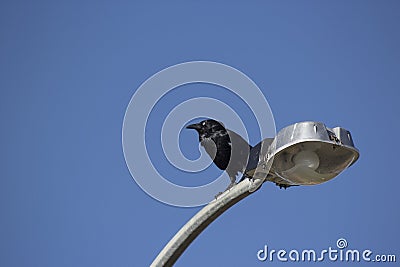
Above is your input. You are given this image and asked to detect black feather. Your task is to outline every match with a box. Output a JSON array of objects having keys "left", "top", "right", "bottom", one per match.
[{"left": 187, "top": 119, "right": 250, "bottom": 191}]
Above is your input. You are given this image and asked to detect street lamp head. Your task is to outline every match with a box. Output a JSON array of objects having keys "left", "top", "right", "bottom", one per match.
[{"left": 250, "top": 121, "right": 359, "bottom": 187}]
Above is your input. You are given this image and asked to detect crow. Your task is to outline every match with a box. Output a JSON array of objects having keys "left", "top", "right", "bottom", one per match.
[
  {"left": 187, "top": 119, "right": 294, "bottom": 193},
  {"left": 186, "top": 119, "right": 251, "bottom": 192}
]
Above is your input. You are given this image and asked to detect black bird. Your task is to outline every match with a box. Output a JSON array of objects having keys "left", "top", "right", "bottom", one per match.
[
  {"left": 187, "top": 119, "right": 295, "bottom": 192},
  {"left": 186, "top": 119, "right": 251, "bottom": 192}
]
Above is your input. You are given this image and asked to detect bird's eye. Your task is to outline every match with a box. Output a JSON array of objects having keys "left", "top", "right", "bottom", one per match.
[{"left": 202, "top": 122, "right": 206, "bottom": 126}]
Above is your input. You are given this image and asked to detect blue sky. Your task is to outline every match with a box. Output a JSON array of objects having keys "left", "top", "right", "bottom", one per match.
[{"left": 1, "top": 1, "right": 399, "bottom": 266}]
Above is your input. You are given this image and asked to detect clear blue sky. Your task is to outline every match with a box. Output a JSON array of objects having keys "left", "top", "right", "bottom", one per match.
[{"left": 1, "top": 1, "right": 399, "bottom": 266}]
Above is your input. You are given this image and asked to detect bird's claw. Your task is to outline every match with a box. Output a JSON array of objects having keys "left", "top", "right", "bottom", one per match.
[
  {"left": 214, "top": 192, "right": 223, "bottom": 199},
  {"left": 214, "top": 182, "right": 237, "bottom": 199}
]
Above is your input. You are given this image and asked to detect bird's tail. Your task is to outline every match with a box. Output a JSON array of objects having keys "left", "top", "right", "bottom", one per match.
[{"left": 239, "top": 138, "right": 274, "bottom": 182}]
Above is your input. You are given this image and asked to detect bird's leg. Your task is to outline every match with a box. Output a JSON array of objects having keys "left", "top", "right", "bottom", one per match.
[
  {"left": 225, "top": 180, "right": 237, "bottom": 191},
  {"left": 214, "top": 178, "right": 237, "bottom": 199}
]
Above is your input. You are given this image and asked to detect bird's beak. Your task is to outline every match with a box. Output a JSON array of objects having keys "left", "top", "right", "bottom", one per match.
[{"left": 186, "top": 123, "right": 202, "bottom": 131}]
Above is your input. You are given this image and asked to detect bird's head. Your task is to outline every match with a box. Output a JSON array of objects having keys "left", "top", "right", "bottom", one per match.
[{"left": 186, "top": 119, "right": 226, "bottom": 139}]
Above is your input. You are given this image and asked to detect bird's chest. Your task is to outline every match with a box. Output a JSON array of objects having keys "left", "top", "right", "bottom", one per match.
[{"left": 200, "top": 137, "right": 231, "bottom": 169}]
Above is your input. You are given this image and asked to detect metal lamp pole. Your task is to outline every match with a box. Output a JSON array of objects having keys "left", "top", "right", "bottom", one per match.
[{"left": 151, "top": 179, "right": 259, "bottom": 266}]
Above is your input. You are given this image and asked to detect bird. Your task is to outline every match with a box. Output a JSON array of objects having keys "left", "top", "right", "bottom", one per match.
[
  {"left": 186, "top": 119, "right": 251, "bottom": 193},
  {"left": 186, "top": 119, "right": 295, "bottom": 194}
]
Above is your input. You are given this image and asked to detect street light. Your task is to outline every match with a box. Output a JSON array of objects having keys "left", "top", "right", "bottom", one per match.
[
  {"left": 249, "top": 121, "right": 359, "bottom": 188},
  {"left": 151, "top": 121, "right": 359, "bottom": 267}
]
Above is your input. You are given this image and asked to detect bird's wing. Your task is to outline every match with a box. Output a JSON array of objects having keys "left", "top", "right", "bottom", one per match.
[{"left": 225, "top": 130, "right": 252, "bottom": 179}]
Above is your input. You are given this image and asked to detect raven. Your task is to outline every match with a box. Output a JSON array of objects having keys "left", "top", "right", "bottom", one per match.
[{"left": 187, "top": 119, "right": 294, "bottom": 192}]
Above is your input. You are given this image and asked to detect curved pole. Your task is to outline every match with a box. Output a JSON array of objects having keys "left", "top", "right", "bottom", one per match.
[{"left": 150, "top": 179, "right": 263, "bottom": 267}]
